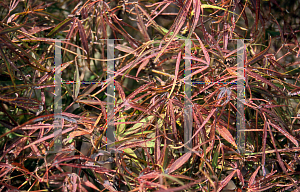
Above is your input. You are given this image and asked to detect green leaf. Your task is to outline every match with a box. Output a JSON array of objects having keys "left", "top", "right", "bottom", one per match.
[
  {"left": 47, "top": 17, "right": 74, "bottom": 37},
  {"left": 201, "top": 4, "right": 238, "bottom": 16},
  {"left": 122, "top": 116, "right": 154, "bottom": 136},
  {"left": 117, "top": 111, "right": 126, "bottom": 137},
  {"left": 212, "top": 149, "right": 219, "bottom": 169}
]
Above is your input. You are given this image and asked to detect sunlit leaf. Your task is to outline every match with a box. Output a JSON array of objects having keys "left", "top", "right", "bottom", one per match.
[
  {"left": 166, "top": 152, "right": 191, "bottom": 174},
  {"left": 216, "top": 125, "right": 237, "bottom": 148}
]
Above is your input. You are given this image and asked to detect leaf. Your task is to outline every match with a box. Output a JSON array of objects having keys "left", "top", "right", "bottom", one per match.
[
  {"left": 246, "top": 36, "right": 271, "bottom": 66},
  {"left": 9, "top": 0, "right": 20, "bottom": 12},
  {"left": 190, "top": 66, "right": 210, "bottom": 78},
  {"left": 249, "top": 183, "right": 277, "bottom": 192},
  {"left": 123, "top": 148, "right": 138, "bottom": 159},
  {"left": 115, "top": 81, "right": 126, "bottom": 101},
  {"left": 116, "top": 112, "right": 125, "bottom": 137},
  {"left": 236, "top": 169, "right": 245, "bottom": 187},
  {"left": 189, "top": 108, "right": 217, "bottom": 143},
  {"left": 161, "top": 174, "right": 185, "bottom": 187},
  {"left": 77, "top": 19, "right": 89, "bottom": 57},
  {"left": 183, "top": 55, "right": 208, "bottom": 64},
  {"left": 216, "top": 125, "right": 237, "bottom": 148},
  {"left": 249, "top": 166, "right": 261, "bottom": 187},
  {"left": 136, "top": 58, "right": 149, "bottom": 77},
  {"left": 139, "top": 171, "right": 160, "bottom": 179},
  {"left": 166, "top": 152, "right": 191, "bottom": 174},
  {"left": 246, "top": 69, "right": 284, "bottom": 95},
  {"left": 77, "top": 99, "right": 107, "bottom": 106},
  {"left": 127, "top": 81, "right": 154, "bottom": 100},
  {"left": 0, "top": 23, "right": 33, "bottom": 35},
  {"left": 168, "top": 51, "right": 181, "bottom": 99},
  {"left": 47, "top": 17, "right": 74, "bottom": 37},
  {"left": 73, "top": 59, "right": 80, "bottom": 99},
  {"left": 23, "top": 127, "right": 75, "bottom": 150},
  {"left": 201, "top": 4, "right": 238, "bottom": 15},
  {"left": 238, "top": 1, "right": 248, "bottom": 27},
  {"left": 103, "top": 180, "right": 117, "bottom": 192},
  {"left": 115, "top": 44, "right": 137, "bottom": 56},
  {"left": 268, "top": 120, "right": 299, "bottom": 147},
  {"left": 169, "top": 100, "right": 178, "bottom": 141},
  {"left": 82, "top": 180, "right": 101, "bottom": 191},
  {"left": 196, "top": 35, "right": 210, "bottom": 65},
  {"left": 1, "top": 36, "right": 50, "bottom": 72},
  {"left": 217, "top": 170, "right": 237, "bottom": 192},
  {"left": 145, "top": 2, "right": 171, "bottom": 27},
  {"left": 212, "top": 145, "right": 220, "bottom": 169},
  {"left": 0, "top": 48, "right": 16, "bottom": 89},
  {"left": 187, "top": 0, "right": 201, "bottom": 38},
  {"left": 262, "top": 122, "right": 267, "bottom": 176},
  {"left": 0, "top": 97, "right": 42, "bottom": 111},
  {"left": 153, "top": 0, "right": 192, "bottom": 63},
  {"left": 122, "top": 116, "right": 154, "bottom": 136},
  {"left": 69, "top": 130, "right": 90, "bottom": 138},
  {"left": 135, "top": 5, "right": 150, "bottom": 41},
  {"left": 17, "top": 26, "right": 53, "bottom": 38},
  {"left": 107, "top": 15, "right": 139, "bottom": 49},
  {"left": 7, "top": 13, "right": 19, "bottom": 23}
]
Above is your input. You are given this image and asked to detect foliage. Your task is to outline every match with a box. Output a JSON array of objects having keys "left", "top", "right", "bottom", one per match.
[{"left": 0, "top": 0, "right": 300, "bottom": 191}]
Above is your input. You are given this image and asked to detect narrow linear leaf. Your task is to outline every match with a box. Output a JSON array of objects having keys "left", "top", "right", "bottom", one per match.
[
  {"left": 73, "top": 59, "right": 80, "bottom": 99},
  {"left": 196, "top": 34, "right": 210, "bottom": 65},
  {"left": 168, "top": 51, "right": 181, "bottom": 98},
  {"left": 167, "top": 152, "right": 191, "bottom": 174},
  {"left": 47, "top": 17, "right": 74, "bottom": 37},
  {"left": 246, "top": 36, "right": 271, "bottom": 66},
  {"left": 77, "top": 19, "right": 89, "bottom": 57},
  {"left": 246, "top": 70, "right": 284, "bottom": 95},
  {"left": 136, "top": 58, "right": 149, "bottom": 77},
  {"left": 69, "top": 130, "right": 90, "bottom": 138},
  {"left": 1, "top": 37, "right": 50, "bottom": 72},
  {"left": 269, "top": 121, "right": 299, "bottom": 147},
  {"left": 135, "top": 5, "right": 150, "bottom": 41},
  {"left": 201, "top": 4, "right": 238, "bottom": 15},
  {"left": 154, "top": 0, "right": 192, "bottom": 63},
  {"left": 216, "top": 124, "right": 237, "bottom": 148},
  {"left": 249, "top": 165, "right": 261, "bottom": 187},
  {"left": 217, "top": 170, "right": 237, "bottom": 192},
  {"left": 115, "top": 81, "right": 126, "bottom": 101},
  {"left": 115, "top": 44, "right": 137, "bottom": 56}
]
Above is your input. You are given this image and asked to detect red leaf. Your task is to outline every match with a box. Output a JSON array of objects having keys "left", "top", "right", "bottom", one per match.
[
  {"left": 216, "top": 125, "right": 237, "bottom": 148},
  {"left": 77, "top": 19, "right": 89, "bottom": 56},
  {"left": 246, "top": 69, "right": 284, "bottom": 95},
  {"left": 115, "top": 81, "right": 126, "bottom": 101},
  {"left": 268, "top": 120, "right": 299, "bottom": 147},
  {"left": 82, "top": 180, "right": 100, "bottom": 191},
  {"left": 236, "top": 169, "right": 244, "bottom": 186},
  {"left": 135, "top": 5, "right": 150, "bottom": 41},
  {"left": 139, "top": 171, "right": 160, "bottom": 179},
  {"left": 166, "top": 152, "right": 191, "bottom": 174},
  {"left": 115, "top": 44, "right": 137, "bottom": 56},
  {"left": 217, "top": 170, "right": 237, "bottom": 192},
  {"left": 69, "top": 130, "right": 90, "bottom": 138},
  {"left": 249, "top": 165, "right": 261, "bottom": 187},
  {"left": 195, "top": 33, "right": 210, "bottom": 65}
]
